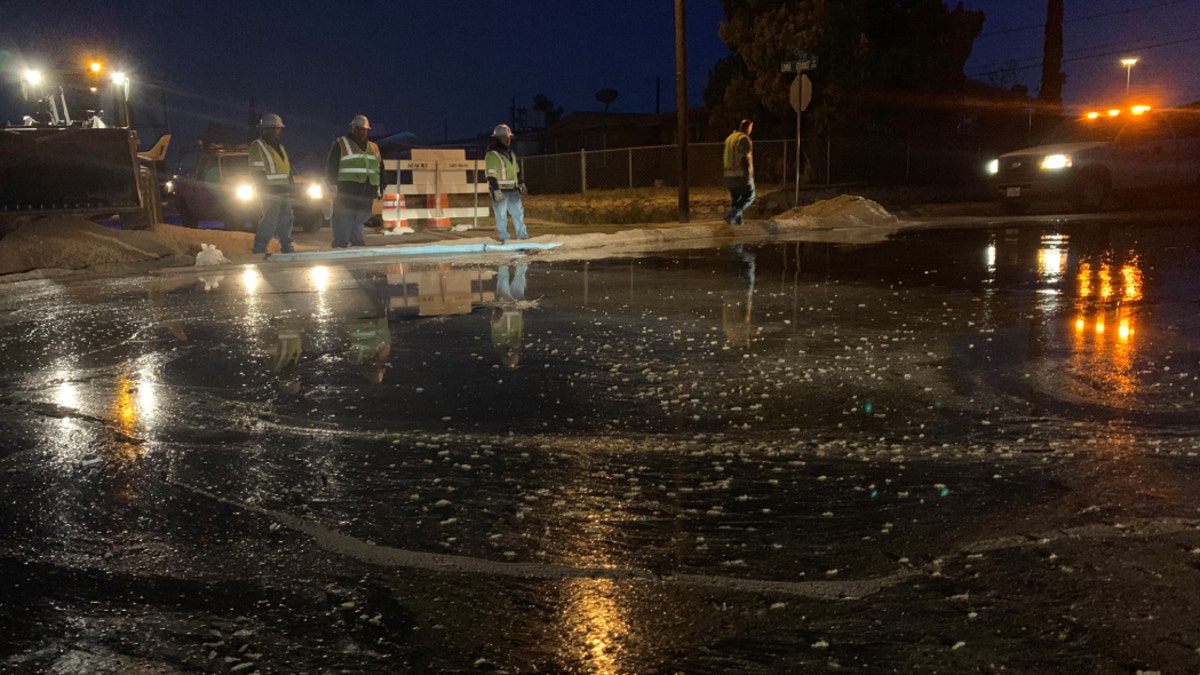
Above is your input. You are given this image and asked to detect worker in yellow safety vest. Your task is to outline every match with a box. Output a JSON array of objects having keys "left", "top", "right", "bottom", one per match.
[
  {"left": 325, "top": 114, "right": 382, "bottom": 248},
  {"left": 722, "top": 118, "right": 755, "bottom": 226},
  {"left": 485, "top": 124, "right": 528, "bottom": 241},
  {"left": 248, "top": 113, "right": 296, "bottom": 254}
]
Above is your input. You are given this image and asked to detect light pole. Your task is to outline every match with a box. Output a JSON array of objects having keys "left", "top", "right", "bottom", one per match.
[{"left": 1121, "top": 58, "right": 1138, "bottom": 97}]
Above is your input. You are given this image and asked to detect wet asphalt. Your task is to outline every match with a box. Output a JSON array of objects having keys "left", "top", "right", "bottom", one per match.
[{"left": 2, "top": 215, "right": 1200, "bottom": 673}]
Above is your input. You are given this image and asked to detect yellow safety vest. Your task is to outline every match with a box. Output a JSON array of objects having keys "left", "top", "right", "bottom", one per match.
[
  {"left": 249, "top": 139, "right": 291, "bottom": 186},
  {"left": 486, "top": 148, "right": 520, "bottom": 189},
  {"left": 723, "top": 131, "right": 753, "bottom": 179},
  {"left": 335, "top": 136, "right": 382, "bottom": 185}
]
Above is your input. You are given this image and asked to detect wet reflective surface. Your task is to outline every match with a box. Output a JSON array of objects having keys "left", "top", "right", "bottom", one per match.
[{"left": 2, "top": 220, "right": 1200, "bottom": 672}]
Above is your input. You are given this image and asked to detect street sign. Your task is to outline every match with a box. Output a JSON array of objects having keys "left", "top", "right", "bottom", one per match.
[
  {"left": 781, "top": 51, "right": 817, "bottom": 73},
  {"left": 789, "top": 74, "right": 813, "bottom": 112},
  {"left": 780, "top": 58, "right": 817, "bottom": 74}
]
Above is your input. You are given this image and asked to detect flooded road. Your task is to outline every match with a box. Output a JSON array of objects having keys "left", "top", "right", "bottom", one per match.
[{"left": 2, "top": 219, "right": 1200, "bottom": 673}]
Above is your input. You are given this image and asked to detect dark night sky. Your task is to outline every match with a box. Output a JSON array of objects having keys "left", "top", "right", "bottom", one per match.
[{"left": 2, "top": 0, "right": 1198, "bottom": 166}]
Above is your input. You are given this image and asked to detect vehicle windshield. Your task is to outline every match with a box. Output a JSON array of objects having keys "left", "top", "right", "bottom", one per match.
[
  {"left": 1041, "top": 117, "right": 1124, "bottom": 144},
  {"left": 219, "top": 154, "right": 250, "bottom": 178}
]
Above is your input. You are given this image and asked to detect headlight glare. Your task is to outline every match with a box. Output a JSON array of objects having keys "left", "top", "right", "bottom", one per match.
[
  {"left": 307, "top": 183, "right": 324, "bottom": 200},
  {"left": 986, "top": 159, "right": 999, "bottom": 175},
  {"left": 1040, "top": 154, "right": 1072, "bottom": 170},
  {"left": 235, "top": 184, "right": 254, "bottom": 201}
]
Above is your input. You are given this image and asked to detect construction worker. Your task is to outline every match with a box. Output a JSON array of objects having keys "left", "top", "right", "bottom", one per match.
[
  {"left": 326, "top": 114, "right": 382, "bottom": 248},
  {"left": 248, "top": 113, "right": 295, "bottom": 254},
  {"left": 485, "top": 124, "right": 528, "bottom": 242},
  {"left": 722, "top": 119, "right": 755, "bottom": 225}
]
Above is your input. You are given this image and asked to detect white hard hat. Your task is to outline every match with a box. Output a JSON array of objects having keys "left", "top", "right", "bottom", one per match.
[
  {"left": 350, "top": 115, "right": 370, "bottom": 129},
  {"left": 260, "top": 113, "right": 285, "bottom": 128},
  {"left": 491, "top": 124, "right": 513, "bottom": 138}
]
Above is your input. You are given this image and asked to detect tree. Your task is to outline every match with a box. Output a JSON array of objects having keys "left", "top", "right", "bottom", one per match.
[
  {"left": 595, "top": 89, "right": 619, "bottom": 112},
  {"left": 709, "top": 0, "right": 984, "bottom": 138},
  {"left": 532, "top": 93, "right": 564, "bottom": 127}
]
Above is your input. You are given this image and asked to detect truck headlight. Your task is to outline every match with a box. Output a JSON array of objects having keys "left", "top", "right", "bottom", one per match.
[
  {"left": 1040, "top": 154, "right": 1072, "bottom": 170},
  {"left": 306, "top": 183, "right": 324, "bottom": 200},
  {"left": 985, "top": 159, "right": 999, "bottom": 175},
  {"left": 236, "top": 184, "right": 255, "bottom": 201},
  {"left": 164, "top": 179, "right": 175, "bottom": 193}
]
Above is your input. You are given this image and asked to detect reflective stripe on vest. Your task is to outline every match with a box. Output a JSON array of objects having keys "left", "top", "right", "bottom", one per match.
[
  {"left": 336, "top": 136, "right": 382, "bottom": 185},
  {"left": 485, "top": 149, "right": 520, "bottom": 189},
  {"left": 250, "top": 139, "right": 291, "bottom": 185}
]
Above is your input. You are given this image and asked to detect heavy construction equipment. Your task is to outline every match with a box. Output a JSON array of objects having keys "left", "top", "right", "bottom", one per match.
[{"left": 0, "top": 58, "right": 169, "bottom": 231}]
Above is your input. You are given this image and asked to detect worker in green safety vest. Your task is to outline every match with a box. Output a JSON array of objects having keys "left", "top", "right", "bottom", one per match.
[
  {"left": 248, "top": 113, "right": 296, "bottom": 254},
  {"left": 722, "top": 118, "right": 755, "bottom": 226},
  {"left": 485, "top": 124, "right": 528, "bottom": 242},
  {"left": 326, "top": 114, "right": 382, "bottom": 248}
]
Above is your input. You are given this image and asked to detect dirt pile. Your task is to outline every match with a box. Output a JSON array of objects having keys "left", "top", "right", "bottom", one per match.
[
  {"left": 0, "top": 216, "right": 290, "bottom": 278},
  {"left": 761, "top": 195, "right": 901, "bottom": 243}
]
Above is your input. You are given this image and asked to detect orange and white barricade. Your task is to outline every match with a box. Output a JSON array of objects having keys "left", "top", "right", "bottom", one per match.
[
  {"left": 380, "top": 186, "right": 414, "bottom": 235},
  {"left": 382, "top": 149, "right": 490, "bottom": 234}
]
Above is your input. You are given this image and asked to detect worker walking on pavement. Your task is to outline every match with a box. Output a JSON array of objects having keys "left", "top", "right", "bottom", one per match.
[
  {"left": 248, "top": 113, "right": 296, "bottom": 255},
  {"left": 722, "top": 119, "right": 755, "bottom": 225},
  {"left": 485, "top": 124, "right": 528, "bottom": 242},
  {"left": 326, "top": 115, "right": 382, "bottom": 248}
]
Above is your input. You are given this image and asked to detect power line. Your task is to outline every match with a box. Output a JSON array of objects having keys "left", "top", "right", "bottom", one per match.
[
  {"left": 969, "top": 27, "right": 1199, "bottom": 74},
  {"left": 966, "top": 34, "right": 1200, "bottom": 78},
  {"left": 977, "top": 0, "right": 1196, "bottom": 39}
]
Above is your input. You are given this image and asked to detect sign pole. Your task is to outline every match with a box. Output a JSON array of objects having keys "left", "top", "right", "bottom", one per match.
[
  {"left": 784, "top": 58, "right": 816, "bottom": 207},
  {"left": 795, "top": 94, "right": 801, "bottom": 205}
]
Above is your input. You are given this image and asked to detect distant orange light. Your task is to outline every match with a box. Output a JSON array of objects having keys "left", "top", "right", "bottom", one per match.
[
  {"left": 88, "top": 60, "right": 103, "bottom": 74},
  {"left": 1086, "top": 111, "right": 1100, "bottom": 120},
  {"left": 1131, "top": 105, "right": 1151, "bottom": 115},
  {"left": 1107, "top": 109, "right": 1121, "bottom": 117}
]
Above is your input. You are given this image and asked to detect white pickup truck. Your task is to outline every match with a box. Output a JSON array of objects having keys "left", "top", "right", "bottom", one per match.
[{"left": 986, "top": 105, "right": 1200, "bottom": 213}]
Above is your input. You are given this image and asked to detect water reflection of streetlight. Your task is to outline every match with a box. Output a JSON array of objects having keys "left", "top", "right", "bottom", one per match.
[
  {"left": 558, "top": 578, "right": 628, "bottom": 674},
  {"left": 1121, "top": 58, "right": 1138, "bottom": 97}
]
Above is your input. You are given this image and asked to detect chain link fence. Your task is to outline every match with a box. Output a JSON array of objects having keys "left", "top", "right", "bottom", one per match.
[{"left": 522, "top": 137, "right": 986, "bottom": 195}]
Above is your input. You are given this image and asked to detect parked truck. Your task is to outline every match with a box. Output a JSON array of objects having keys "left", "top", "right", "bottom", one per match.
[
  {"left": 170, "top": 141, "right": 331, "bottom": 232},
  {"left": 986, "top": 103, "right": 1200, "bottom": 213},
  {"left": 0, "top": 59, "right": 169, "bottom": 231}
]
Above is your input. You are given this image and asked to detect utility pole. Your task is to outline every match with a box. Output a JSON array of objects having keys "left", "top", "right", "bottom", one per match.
[
  {"left": 674, "top": 0, "right": 689, "bottom": 223},
  {"left": 1039, "top": 0, "right": 1064, "bottom": 104}
]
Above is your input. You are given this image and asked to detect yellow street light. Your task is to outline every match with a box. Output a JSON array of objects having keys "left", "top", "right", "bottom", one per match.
[
  {"left": 88, "top": 60, "right": 104, "bottom": 74},
  {"left": 1120, "top": 58, "right": 1138, "bottom": 97}
]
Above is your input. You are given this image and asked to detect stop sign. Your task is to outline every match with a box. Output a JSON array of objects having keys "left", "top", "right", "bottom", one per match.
[{"left": 790, "top": 74, "right": 812, "bottom": 112}]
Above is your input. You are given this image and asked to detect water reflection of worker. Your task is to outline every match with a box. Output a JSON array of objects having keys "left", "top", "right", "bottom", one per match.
[
  {"left": 491, "top": 263, "right": 528, "bottom": 368},
  {"left": 344, "top": 316, "right": 392, "bottom": 383},
  {"left": 722, "top": 244, "right": 756, "bottom": 347},
  {"left": 266, "top": 316, "right": 305, "bottom": 394}
]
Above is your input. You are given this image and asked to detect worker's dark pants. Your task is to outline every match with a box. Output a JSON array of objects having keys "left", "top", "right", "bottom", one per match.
[
  {"left": 332, "top": 188, "right": 375, "bottom": 248},
  {"left": 254, "top": 192, "right": 294, "bottom": 254},
  {"left": 724, "top": 177, "right": 755, "bottom": 225}
]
